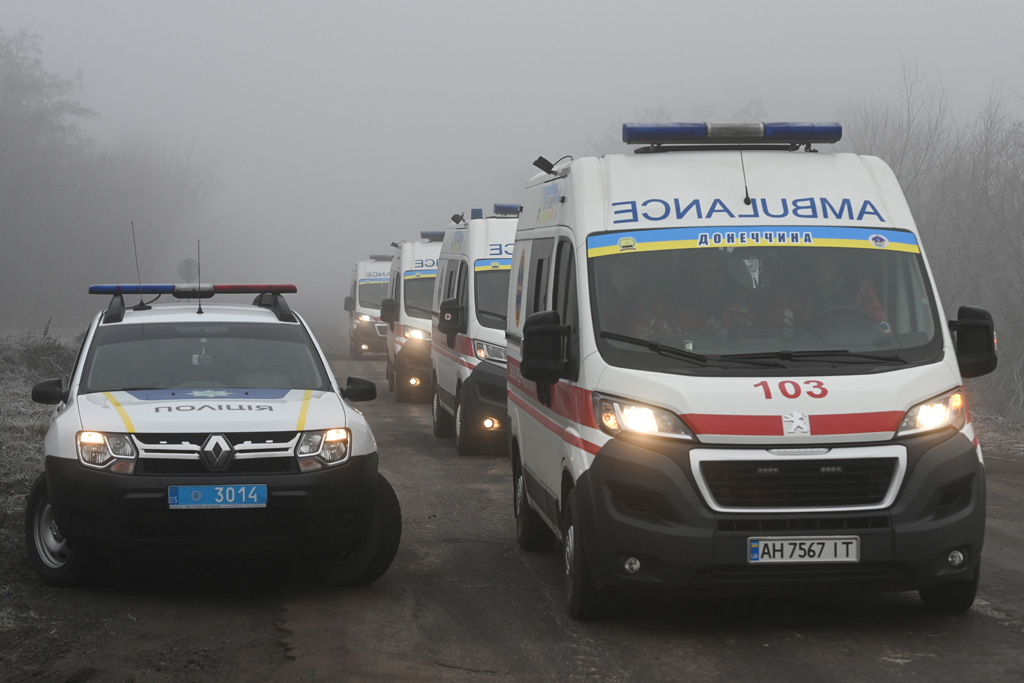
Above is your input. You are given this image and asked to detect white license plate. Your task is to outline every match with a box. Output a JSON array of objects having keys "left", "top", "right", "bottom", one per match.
[
  {"left": 748, "top": 536, "right": 860, "bottom": 564},
  {"left": 168, "top": 484, "right": 267, "bottom": 509}
]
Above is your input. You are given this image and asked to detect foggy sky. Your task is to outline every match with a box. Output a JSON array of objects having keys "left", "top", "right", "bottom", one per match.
[{"left": 5, "top": 0, "right": 1023, "bottom": 347}]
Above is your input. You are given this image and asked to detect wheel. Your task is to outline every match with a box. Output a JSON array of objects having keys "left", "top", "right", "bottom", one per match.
[
  {"left": 563, "top": 487, "right": 608, "bottom": 620},
  {"left": 455, "top": 398, "right": 480, "bottom": 455},
  {"left": 514, "top": 453, "right": 554, "bottom": 551},
  {"left": 432, "top": 384, "right": 454, "bottom": 438},
  {"left": 311, "top": 473, "right": 402, "bottom": 586},
  {"left": 25, "top": 472, "right": 105, "bottom": 586},
  {"left": 386, "top": 361, "right": 395, "bottom": 392},
  {"left": 919, "top": 567, "right": 980, "bottom": 614}
]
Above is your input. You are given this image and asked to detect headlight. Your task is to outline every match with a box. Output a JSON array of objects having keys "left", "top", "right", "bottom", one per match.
[
  {"left": 593, "top": 394, "right": 694, "bottom": 440},
  {"left": 77, "top": 431, "right": 137, "bottom": 472},
  {"left": 357, "top": 314, "right": 372, "bottom": 322},
  {"left": 404, "top": 326, "right": 429, "bottom": 341},
  {"left": 295, "top": 428, "right": 350, "bottom": 466},
  {"left": 473, "top": 339, "right": 507, "bottom": 362},
  {"left": 897, "top": 388, "right": 967, "bottom": 436}
]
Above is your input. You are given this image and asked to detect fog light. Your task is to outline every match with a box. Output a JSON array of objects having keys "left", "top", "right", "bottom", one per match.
[
  {"left": 409, "top": 377, "right": 420, "bottom": 386},
  {"left": 624, "top": 557, "right": 641, "bottom": 574},
  {"left": 948, "top": 549, "right": 966, "bottom": 568},
  {"left": 360, "top": 344, "right": 369, "bottom": 351},
  {"left": 483, "top": 417, "right": 499, "bottom": 430}
]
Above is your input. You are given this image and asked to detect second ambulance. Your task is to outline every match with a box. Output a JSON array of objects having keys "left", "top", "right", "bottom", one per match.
[{"left": 507, "top": 122, "right": 997, "bottom": 619}]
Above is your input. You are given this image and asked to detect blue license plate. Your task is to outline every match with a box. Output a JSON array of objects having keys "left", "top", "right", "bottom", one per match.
[{"left": 168, "top": 484, "right": 267, "bottom": 509}]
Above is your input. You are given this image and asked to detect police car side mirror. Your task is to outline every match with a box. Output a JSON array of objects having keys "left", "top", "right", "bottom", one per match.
[
  {"left": 343, "top": 296, "right": 355, "bottom": 312},
  {"left": 949, "top": 305, "right": 997, "bottom": 378},
  {"left": 342, "top": 376, "right": 377, "bottom": 402},
  {"left": 521, "top": 311, "right": 570, "bottom": 383},
  {"left": 437, "top": 298, "right": 466, "bottom": 337},
  {"left": 32, "top": 377, "right": 67, "bottom": 405},
  {"left": 380, "top": 298, "right": 399, "bottom": 324}
]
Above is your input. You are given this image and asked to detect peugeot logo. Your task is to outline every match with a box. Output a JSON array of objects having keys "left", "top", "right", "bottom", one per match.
[
  {"left": 783, "top": 411, "right": 810, "bottom": 435},
  {"left": 201, "top": 434, "right": 233, "bottom": 470}
]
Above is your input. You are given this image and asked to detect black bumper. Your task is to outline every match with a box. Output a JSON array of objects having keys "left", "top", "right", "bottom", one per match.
[
  {"left": 45, "top": 452, "right": 379, "bottom": 556},
  {"left": 572, "top": 430, "right": 985, "bottom": 595},
  {"left": 351, "top": 320, "right": 388, "bottom": 353},
  {"left": 395, "top": 340, "right": 432, "bottom": 382},
  {"left": 461, "top": 360, "right": 508, "bottom": 430}
]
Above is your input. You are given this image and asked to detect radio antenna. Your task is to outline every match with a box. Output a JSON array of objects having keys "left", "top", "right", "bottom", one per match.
[
  {"left": 131, "top": 221, "right": 151, "bottom": 310},
  {"left": 739, "top": 146, "right": 752, "bottom": 206},
  {"left": 196, "top": 239, "right": 204, "bottom": 315}
]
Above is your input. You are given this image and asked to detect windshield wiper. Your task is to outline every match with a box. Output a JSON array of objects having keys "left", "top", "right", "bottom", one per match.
[
  {"left": 600, "top": 331, "right": 709, "bottom": 365},
  {"left": 721, "top": 349, "right": 907, "bottom": 365}
]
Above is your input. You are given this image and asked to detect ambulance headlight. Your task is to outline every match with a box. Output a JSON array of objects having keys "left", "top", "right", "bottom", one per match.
[
  {"left": 897, "top": 388, "right": 967, "bottom": 436},
  {"left": 404, "top": 326, "right": 429, "bottom": 341},
  {"left": 77, "top": 431, "right": 137, "bottom": 471},
  {"left": 357, "top": 314, "right": 372, "bottom": 322},
  {"left": 473, "top": 340, "right": 507, "bottom": 362},
  {"left": 295, "top": 428, "right": 350, "bottom": 466},
  {"left": 593, "top": 394, "right": 694, "bottom": 440}
]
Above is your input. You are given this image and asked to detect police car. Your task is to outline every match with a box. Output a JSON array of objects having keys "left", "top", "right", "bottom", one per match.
[
  {"left": 344, "top": 255, "right": 391, "bottom": 359},
  {"left": 431, "top": 205, "right": 519, "bottom": 454},
  {"left": 507, "top": 122, "right": 997, "bottom": 618},
  {"left": 26, "top": 283, "right": 401, "bottom": 586}
]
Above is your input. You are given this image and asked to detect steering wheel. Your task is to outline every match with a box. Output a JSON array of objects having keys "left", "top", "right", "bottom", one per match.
[
  {"left": 804, "top": 305, "right": 887, "bottom": 343},
  {"left": 806, "top": 305, "right": 877, "bottom": 325}
]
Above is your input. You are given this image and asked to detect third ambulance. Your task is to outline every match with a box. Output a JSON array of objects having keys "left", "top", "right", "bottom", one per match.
[
  {"left": 506, "top": 122, "right": 998, "bottom": 619},
  {"left": 344, "top": 255, "right": 391, "bottom": 359}
]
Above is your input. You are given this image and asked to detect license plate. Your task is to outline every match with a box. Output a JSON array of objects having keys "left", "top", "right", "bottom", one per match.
[
  {"left": 748, "top": 536, "right": 860, "bottom": 564},
  {"left": 168, "top": 484, "right": 267, "bottom": 509}
]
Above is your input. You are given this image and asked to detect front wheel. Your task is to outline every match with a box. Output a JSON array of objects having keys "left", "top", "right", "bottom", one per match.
[
  {"left": 919, "top": 567, "right": 980, "bottom": 614},
  {"left": 514, "top": 454, "right": 554, "bottom": 551},
  {"left": 25, "top": 472, "right": 105, "bottom": 586},
  {"left": 563, "top": 487, "right": 609, "bottom": 620},
  {"left": 311, "top": 473, "right": 402, "bottom": 586},
  {"left": 432, "top": 385, "right": 454, "bottom": 438}
]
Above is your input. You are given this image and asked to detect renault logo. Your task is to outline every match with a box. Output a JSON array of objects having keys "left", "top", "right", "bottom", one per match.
[{"left": 201, "top": 434, "right": 233, "bottom": 470}]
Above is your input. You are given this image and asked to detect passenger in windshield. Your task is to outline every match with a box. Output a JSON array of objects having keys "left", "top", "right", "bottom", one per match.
[
  {"left": 600, "top": 253, "right": 677, "bottom": 337},
  {"left": 673, "top": 249, "right": 751, "bottom": 333}
]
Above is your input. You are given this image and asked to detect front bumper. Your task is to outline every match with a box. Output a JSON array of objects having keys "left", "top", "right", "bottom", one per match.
[
  {"left": 45, "top": 452, "right": 379, "bottom": 556},
  {"left": 572, "top": 430, "right": 984, "bottom": 595},
  {"left": 351, "top": 320, "right": 388, "bottom": 353},
  {"left": 395, "top": 340, "right": 432, "bottom": 384},
  {"left": 460, "top": 360, "right": 508, "bottom": 435}
]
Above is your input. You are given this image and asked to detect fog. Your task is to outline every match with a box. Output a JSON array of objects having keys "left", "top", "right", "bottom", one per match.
[{"left": 3, "top": 0, "right": 1023, "bottom": 352}]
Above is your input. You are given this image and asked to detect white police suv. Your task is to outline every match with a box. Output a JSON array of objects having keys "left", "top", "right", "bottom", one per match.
[{"left": 27, "top": 283, "right": 401, "bottom": 586}]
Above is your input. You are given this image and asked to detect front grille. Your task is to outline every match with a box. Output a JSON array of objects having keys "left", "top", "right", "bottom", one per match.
[
  {"left": 717, "top": 516, "right": 889, "bottom": 533},
  {"left": 700, "top": 458, "right": 897, "bottom": 509},
  {"left": 374, "top": 323, "right": 388, "bottom": 337},
  {"left": 132, "top": 431, "right": 299, "bottom": 475}
]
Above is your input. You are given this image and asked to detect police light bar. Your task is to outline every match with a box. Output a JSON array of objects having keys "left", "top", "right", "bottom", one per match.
[
  {"left": 621, "top": 122, "right": 842, "bottom": 145},
  {"left": 89, "top": 284, "right": 297, "bottom": 298},
  {"left": 370, "top": 253, "right": 391, "bottom": 261},
  {"left": 470, "top": 208, "right": 484, "bottom": 220},
  {"left": 421, "top": 231, "right": 446, "bottom": 242},
  {"left": 493, "top": 204, "right": 521, "bottom": 216}
]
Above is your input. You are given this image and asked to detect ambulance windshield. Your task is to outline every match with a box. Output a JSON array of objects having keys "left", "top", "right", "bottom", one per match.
[
  {"left": 357, "top": 281, "right": 387, "bottom": 308},
  {"left": 589, "top": 227, "right": 943, "bottom": 372},
  {"left": 403, "top": 276, "right": 436, "bottom": 319}
]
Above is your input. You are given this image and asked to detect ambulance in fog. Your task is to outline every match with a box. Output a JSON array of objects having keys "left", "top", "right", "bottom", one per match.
[
  {"left": 431, "top": 204, "right": 519, "bottom": 454},
  {"left": 506, "top": 122, "right": 997, "bottom": 619},
  {"left": 380, "top": 231, "right": 444, "bottom": 402},
  {"left": 344, "top": 255, "right": 391, "bottom": 359}
]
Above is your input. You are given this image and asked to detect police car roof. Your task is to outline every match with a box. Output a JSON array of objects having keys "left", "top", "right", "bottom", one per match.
[{"left": 103, "top": 302, "right": 292, "bottom": 325}]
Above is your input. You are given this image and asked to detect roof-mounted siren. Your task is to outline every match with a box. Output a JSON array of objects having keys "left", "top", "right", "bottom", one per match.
[
  {"left": 421, "top": 230, "right": 446, "bottom": 242},
  {"left": 492, "top": 203, "right": 521, "bottom": 217},
  {"left": 370, "top": 253, "right": 391, "bottom": 261},
  {"left": 621, "top": 122, "right": 842, "bottom": 151},
  {"left": 470, "top": 208, "right": 484, "bottom": 220}
]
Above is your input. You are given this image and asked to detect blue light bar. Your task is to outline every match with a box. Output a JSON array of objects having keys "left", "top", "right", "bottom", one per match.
[
  {"left": 370, "top": 253, "right": 391, "bottom": 261},
  {"left": 470, "top": 208, "right": 484, "bottom": 220},
  {"left": 421, "top": 231, "right": 446, "bottom": 242},
  {"left": 493, "top": 204, "right": 521, "bottom": 216},
  {"left": 621, "top": 122, "right": 842, "bottom": 145},
  {"left": 89, "top": 284, "right": 175, "bottom": 295}
]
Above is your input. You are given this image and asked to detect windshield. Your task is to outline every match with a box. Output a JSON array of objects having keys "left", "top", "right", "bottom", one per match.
[
  {"left": 589, "top": 226, "right": 942, "bottom": 373},
  {"left": 403, "top": 275, "right": 436, "bottom": 320},
  {"left": 80, "top": 322, "right": 333, "bottom": 393},
  {"left": 475, "top": 263, "right": 511, "bottom": 329},
  {"left": 357, "top": 280, "right": 387, "bottom": 309}
]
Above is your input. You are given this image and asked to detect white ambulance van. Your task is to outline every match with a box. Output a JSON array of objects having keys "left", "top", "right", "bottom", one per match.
[
  {"left": 506, "top": 122, "right": 997, "bottom": 619},
  {"left": 344, "top": 255, "right": 391, "bottom": 359},
  {"left": 380, "top": 231, "right": 444, "bottom": 402},
  {"left": 431, "top": 204, "right": 519, "bottom": 454}
]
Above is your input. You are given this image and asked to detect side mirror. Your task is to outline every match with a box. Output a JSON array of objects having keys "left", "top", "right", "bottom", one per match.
[
  {"left": 437, "top": 298, "right": 466, "bottom": 336},
  {"left": 520, "top": 311, "right": 570, "bottom": 383},
  {"left": 948, "top": 305, "right": 997, "bottom": 378},
  {"left": 343, "top": 296, "right": 355, "bottom": 312},
  {"left": 32, "top": 378, "right": 67, "bottom": 405},
  {"left": 342, "top": 376, "right": 377, "bottom": 402},
  {"left": 380, "top": 298, "right": 399, "bottom": 324}
]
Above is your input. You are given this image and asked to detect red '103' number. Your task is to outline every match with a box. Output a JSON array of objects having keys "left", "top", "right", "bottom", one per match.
[{"left": 754, "top": 380, "right": 828, "bottom": 399}]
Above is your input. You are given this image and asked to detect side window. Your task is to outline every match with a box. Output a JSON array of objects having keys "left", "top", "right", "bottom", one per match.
[
  {"left": 456, "top": 261, "right": 469, "bottom": 309},
  {"left": 526, "top": 238, "right": 554, "bottom": 316}
]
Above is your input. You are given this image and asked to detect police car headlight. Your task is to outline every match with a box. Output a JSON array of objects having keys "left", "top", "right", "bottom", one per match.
[
  {"left": 295, "top": 428, "right": 350, "bottom": 466},
  {"left": 593, "top": 394, "right": 694, "bottom": 440},
  {"left": 897, "top": 388, "right": 967, "bottom": 436},
  {"left": 357, "top": 314, "right": 372, "bottom": 322},
  {"left": 77, "top": 431, "right": 138, "bottom": 471},
  {"left": 404, "top": 326, "right": 429, "bottom": 341},
  {"left": 473, "top": 340, "right": 507, "bottom": 362}
]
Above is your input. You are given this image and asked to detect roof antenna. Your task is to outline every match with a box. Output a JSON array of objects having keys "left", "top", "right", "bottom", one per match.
[
  {"left": 196, "top": 239, "right": 204, "bottom": 315},
  {"left": 738, "top": 146, "right": 752, "bottom": 206},
  {"left": 130, "top": 221, "right": 151, "bottom": 310}
]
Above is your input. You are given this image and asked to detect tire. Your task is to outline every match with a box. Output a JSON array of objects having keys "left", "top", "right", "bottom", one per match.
[
  {"left": 25, "top": 472, "right": 105, "bottom": 587},
  {"left": 454, "top": 399, "right": 479, "bottom": 455},
  {"left": 919, "top": 566, "right": 980, "bottom": 614},
  {"left": 386, "top": 361, "right": 395, "bottom": 392},
  {"left": 563, "top": 487, "right": 608, "bottom": 620},
  {"left": 311, "top": 473, "right": 402, "bottom": 586},
  {"left": 514, "top": 453, "right": 554, "bottom": 551},
  {"left": 432, "top": 384, "right": 454, "bottom": 438}
]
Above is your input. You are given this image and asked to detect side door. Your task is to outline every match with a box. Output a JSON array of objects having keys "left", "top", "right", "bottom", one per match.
[{"left": 433, "top": 257, "right": 458, "bottom": 409}]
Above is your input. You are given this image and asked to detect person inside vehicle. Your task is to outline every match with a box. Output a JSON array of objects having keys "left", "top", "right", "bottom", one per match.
[{"left": 673, "top": 249, "right": 751, "bottom": 334}]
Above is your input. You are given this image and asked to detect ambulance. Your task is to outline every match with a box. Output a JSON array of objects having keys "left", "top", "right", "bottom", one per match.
[
  {"left": 431, "top": 204, "right": 519, "bottom": 454},
  {"left": 380, "top": 231, "right": 444, "bottom": 402},
  {"left": 506, "top": 122, "right": 997, "bottom": 619},
  {"left": 343, "top": 255, "right": 391, "bottom": 359}
]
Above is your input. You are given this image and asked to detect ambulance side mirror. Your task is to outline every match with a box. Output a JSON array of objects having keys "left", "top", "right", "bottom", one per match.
[
  {"left": 437, "top": 298, "right": 466, "bottom": 337},
  {"left": 948, "top": 305, "right": 997, "bottom": 378},
  {"left": 32, "top": 377, "right": 67, "bottom": 405},
  {"left": 343, "top": 296, "right": 355, "bottom": 312},
  {"left": 521, "top": 311, "right": 570, "bottom": 383},
  {"left": 380, "top": 298, "right": 399, "bottom": 324},
  {"left": 342, "top": 376, "right": 377, "bottom": 402}
]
